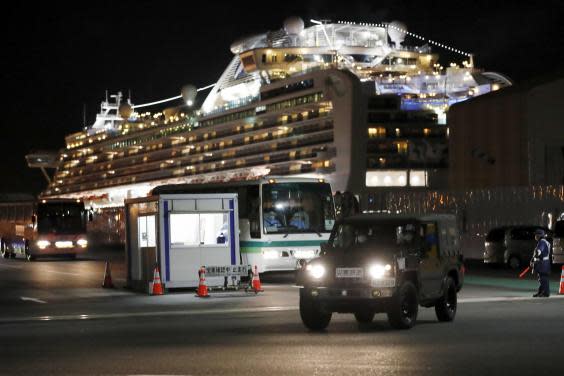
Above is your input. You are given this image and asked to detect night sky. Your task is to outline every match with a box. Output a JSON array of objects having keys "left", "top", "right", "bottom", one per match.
[{"left": 2, "top": 0, "right": 563, "bottom": 194}]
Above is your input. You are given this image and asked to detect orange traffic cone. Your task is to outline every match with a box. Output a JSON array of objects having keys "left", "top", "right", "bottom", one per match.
[
  {"left": 559, "top": 266, "right": 564, "bottom": 295},
  {"left": 150, "top": 265, "right": 164, "bottom": 295},
  {"left": 102, "top": 261, "right": 114, "bottom": 288},
  {"left": 196, "top": 266, "right": 209, "bottom": 298},
  {"left": 251, "top": 265, "right": 263, "bottom": 293}
]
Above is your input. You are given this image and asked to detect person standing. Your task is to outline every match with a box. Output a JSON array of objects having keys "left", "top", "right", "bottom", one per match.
[{"left": 531, "top": 229, "right": 551, "bottom": 297}]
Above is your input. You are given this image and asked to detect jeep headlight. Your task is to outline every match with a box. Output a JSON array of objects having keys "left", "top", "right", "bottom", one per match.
[
  {"left": 368, "top": 263, "right": 392, "bottom": 279},
  {"left": 76, "top": 238, "right": 88, "bottom": 248},
  {"left": 306, "top": 264, "right": 326, "bottom": 279}
]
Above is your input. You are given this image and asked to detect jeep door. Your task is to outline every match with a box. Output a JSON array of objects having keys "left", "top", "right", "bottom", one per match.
[{"left": 418, "top": 222, "right": 443, "bottom": 298}]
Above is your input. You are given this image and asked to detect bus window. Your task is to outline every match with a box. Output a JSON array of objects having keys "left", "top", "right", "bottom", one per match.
[
  {"left": 262, "top": 182, "right": 335, "bottom": 235},
  {"left": 247, "top": 185, "right": 261, "bottom": 238}
]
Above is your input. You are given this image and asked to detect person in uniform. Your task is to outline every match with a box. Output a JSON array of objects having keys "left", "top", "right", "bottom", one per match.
[{"left": 531, "top": 229, "right": 551, "bottom": 297}]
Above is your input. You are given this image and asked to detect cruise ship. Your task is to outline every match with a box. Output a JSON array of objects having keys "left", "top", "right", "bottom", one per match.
[{"left": 30, "top": 17, "right": 511, "bottom": 242}]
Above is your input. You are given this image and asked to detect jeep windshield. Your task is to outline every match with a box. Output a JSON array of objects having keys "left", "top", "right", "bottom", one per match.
[{"left": 329, "top": 220, "right": 422, "bottom": 252}]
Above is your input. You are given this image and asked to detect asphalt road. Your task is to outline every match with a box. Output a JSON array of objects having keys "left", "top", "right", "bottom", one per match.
[{"left": 1, "top": 250, "right": 563, "bottom": 375}]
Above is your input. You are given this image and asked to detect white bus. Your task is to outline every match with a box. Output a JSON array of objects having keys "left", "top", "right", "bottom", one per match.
[{"left": 152, "top": 177, "right": 336, "bottom": 272}]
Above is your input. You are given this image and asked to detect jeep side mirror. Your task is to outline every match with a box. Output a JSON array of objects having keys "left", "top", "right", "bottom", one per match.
[{"left": 320, "top": 242, "right": 332, "bottom": 254}]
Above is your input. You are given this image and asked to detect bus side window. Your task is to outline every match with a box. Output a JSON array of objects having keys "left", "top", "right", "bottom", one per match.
[{"left": 247, "top": 185, "right": 261, "bottom": 238}]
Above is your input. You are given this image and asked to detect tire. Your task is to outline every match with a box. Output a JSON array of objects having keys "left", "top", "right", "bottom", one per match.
[
  {"left": 354, "top": 310, "right": 375, "bottom": 324},
  {"left": 435, "top": 277, "right": 457, "bottom": 322},
  {"left": 387, "top": 281, "right": 418, "bottom": 330},
  {"left": 299, "top": 289, "right": 332, "bottom": 331},
  {"left": 507, "top": 255, "right": 521, "bottom": 270}
]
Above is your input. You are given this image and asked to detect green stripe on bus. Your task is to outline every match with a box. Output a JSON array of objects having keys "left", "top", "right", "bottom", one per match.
[
  {"left": 240, "top": 240, "right": 324, "bottom": 253},
  {"left": 240, "top": 240, "right": 324, "bottom": 247}
]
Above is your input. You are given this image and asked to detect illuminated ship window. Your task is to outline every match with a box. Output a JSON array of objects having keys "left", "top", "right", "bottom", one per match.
[
  {"left": 395, "top": 141, "right": 408, "bottom": 154},
  {"left": 409, "top": 170, "right": 428, "bottom": 187},
  {"left": 368, "top": 127, "right": 386, "bottom": 138},
  {"left": 366, "top": 170, "right": 407, "bottom": 187}
]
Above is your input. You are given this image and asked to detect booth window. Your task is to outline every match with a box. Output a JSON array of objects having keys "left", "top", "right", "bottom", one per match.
[
  {"left": 138, "top": 215, "right": 156, "bottom": 247},
  {"left": 170, "top": 212, "right": 229, "bottom": 247}
]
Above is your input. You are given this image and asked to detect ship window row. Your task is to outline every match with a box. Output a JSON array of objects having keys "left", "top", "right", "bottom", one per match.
[
  {"left": 367, "top": 111, "right": 438, "bottom": 123},
  {"left": 0, "top": 204, "right": 34, "bottom": 222},
  {"left": 380, "top": 57, "right": 419, "bottom": 66},
  {"left": 57, "top": 142, "right": 333, "bottom": 194},
  {"left": 59, "top": 122, "right": 332, "bottom": 183},
  {"left": 59, "top": 106, "right": 331, "bottom": 172},
  {"left": 260, "top": 79, "right": 314, "bottom": 100},
  {"left": 55, "top": 124, "right": 334, "bottom": 186},
  {"left": 367, "top": 125, "right": 446, "bottom": 139},
  {"left": 67, "top": 91, "right": 326, "bottom": 161},
  {"left": 367, "top": 152, "right": 448, "bottom": 169},
  {"left": 60, "top": 131, "right": 333, "bottom": 188},
  {"left": 266, "top": 92, "right": 324, "bottom": 112}
]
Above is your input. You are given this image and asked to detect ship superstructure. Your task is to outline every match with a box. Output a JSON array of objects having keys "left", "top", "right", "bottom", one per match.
[{"left": 38, "top": 17, "right": 511, "bottom": 209}]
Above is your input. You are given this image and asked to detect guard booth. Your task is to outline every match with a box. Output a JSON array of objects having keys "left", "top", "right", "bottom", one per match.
[{"left": 125, "top": 193, "right": 240, "bottom": 291}]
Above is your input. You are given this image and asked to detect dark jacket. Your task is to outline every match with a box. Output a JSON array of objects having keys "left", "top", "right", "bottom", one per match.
[{"left": 532, "top": 238, "right": 551, "bottom": 274}]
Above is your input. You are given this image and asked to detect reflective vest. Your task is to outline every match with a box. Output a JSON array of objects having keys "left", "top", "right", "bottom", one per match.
[{"left": 533, "top": 238, "right": 551, "bottom": 274}]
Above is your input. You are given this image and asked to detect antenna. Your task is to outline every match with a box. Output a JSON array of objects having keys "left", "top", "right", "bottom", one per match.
[{"left": 105, "top": 90, "right": 108, "bottom": 103}]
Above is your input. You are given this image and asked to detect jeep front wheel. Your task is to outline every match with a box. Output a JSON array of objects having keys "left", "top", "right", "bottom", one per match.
[
  {"left": 387, "top": 281, "right": 418, "bottom": 329},
  {"left": 299, "top": 289, "right": 331, "bottom": 331},
  {"left": 435, "top": 277, "right": 457, "bottom": 322}
]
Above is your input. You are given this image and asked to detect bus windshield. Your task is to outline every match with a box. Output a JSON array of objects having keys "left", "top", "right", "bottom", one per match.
[
  {"left": 37, "top": 203, "right": 87, "bottom": 234},
  {"left": 262, "top": 182, "right": 335, "bottom": 234}
]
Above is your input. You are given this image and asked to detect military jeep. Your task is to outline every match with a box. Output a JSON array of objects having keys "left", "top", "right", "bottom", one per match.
[{"left": 296, "top": 213, "right": 464, "bottom": 330}]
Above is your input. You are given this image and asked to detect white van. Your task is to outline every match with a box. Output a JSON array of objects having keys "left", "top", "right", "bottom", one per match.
[{"left": 552, "top": 219, "right": 564, "bottom": 264}]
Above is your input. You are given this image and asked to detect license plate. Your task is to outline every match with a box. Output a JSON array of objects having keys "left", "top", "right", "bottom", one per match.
[
  {"left": 335, "top": 268, "right": 364, "bottom": 278},
  {"left": 370, "top": 278, "right": 396, "bottom": 288}
]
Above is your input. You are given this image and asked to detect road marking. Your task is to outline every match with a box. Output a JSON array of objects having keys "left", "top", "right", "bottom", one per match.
[
  {"left": 0, "top": 306, "right": 296, "bottom": 324},
  {"left": 0, "top": 263, "right": 22, "bottom": 269},
  {"left": 459, "top": 295, "right": 564, "bottom": 303},
  {"left": 1, "top": 295, "right": 563, "bottom": 325},
  {"left": 20, "top": 296, "right": 47, "bottom": 304},
  {"left": 44, "top": 269, "right": 81, "bottom": 276}
]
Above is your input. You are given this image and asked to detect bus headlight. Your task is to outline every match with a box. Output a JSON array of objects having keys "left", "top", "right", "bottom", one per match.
[
  {"left": 306, "top": 264, "right": 325, "bottom": 279},
  {"left": 294, "top": 249, "right": 315, "bottom": 259},
  {"left": 263, "top": 250, "right": 279, "bottom": 259},
  {"left": 368, "top": 263, "right": 392, "bottom": 279},
  {"left": 76, "top": 239, "right": 88, "bottom": 248},
  {"left": 37, "top": 240, "right": 50, "bottom": 249}
]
